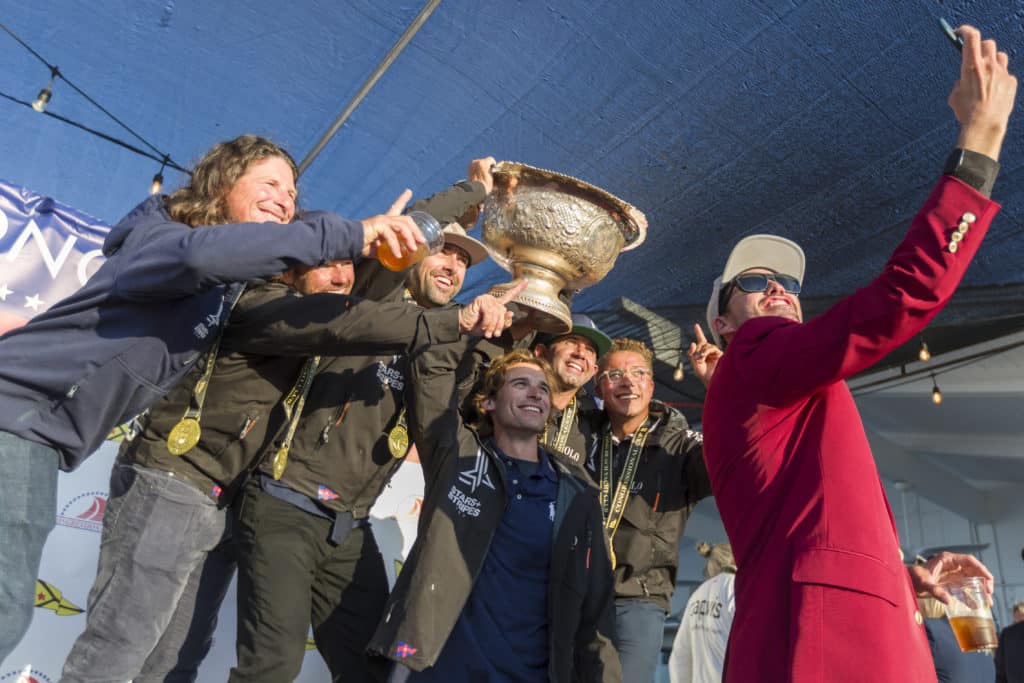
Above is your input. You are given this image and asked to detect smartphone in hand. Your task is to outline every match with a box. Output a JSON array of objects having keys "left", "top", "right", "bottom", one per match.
[{"left": 939, "top": 18, "right": 964, "bottom": 53}]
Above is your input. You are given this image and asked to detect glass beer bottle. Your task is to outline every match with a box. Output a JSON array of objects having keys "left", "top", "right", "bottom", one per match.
[{"left": 378, "top": 211, "right": 444, "bottom": 272}]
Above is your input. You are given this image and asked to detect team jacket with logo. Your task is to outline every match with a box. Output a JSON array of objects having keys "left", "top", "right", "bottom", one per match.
[
  {"left": 125, "top": 281, "right": 459, "bottom": 501},
  {"left": 253, "top": 312, "right": 442, "bottom": 517},
  {"left": 579, "top": 401, "right": 711, "bottom": 611},
  {"left": 367, "top": 343, "right": 622, "bottom": 683},
  {"left": 249, "top": 178, "right": 492, "bottom": 516}
]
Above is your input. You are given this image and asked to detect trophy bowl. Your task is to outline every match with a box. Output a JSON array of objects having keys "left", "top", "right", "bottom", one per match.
[{"left": 481, "top": 162, "right": 647, "bottom": 334}]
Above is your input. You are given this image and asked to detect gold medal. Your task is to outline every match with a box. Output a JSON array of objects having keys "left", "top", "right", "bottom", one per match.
[
  {"left": 167, "top": 418, "right": 201, "bottom": 456},
  {"left": 272, "top": 444, "right": 289, "bottom": 480},
  {"left": 388, "top": 424, "right": 410, "bottom": 459}
]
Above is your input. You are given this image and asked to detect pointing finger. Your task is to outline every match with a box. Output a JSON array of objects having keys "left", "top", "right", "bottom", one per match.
[
  {"left": 386, "top": 189, "right": 413, "bottom": 216},
  {"left": 693, "top": 323, "right": 708, "bottom": 345},
  {"left": 496, "top": 279, "right": 529, "bottom": 305}
]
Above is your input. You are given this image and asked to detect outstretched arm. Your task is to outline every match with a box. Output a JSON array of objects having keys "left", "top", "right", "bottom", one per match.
[{"left": 733, "top": 25, "right": 1016, "bottom": 405}]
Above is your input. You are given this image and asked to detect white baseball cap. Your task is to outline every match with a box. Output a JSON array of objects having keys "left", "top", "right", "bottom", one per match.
[{"left": 705, "top": 234, "right": 805, "bottom": 346}]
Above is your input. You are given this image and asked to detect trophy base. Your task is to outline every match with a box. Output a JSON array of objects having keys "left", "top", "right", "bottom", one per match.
[{"left": 488, "top": 269, "right": 572, "bottom": 335}]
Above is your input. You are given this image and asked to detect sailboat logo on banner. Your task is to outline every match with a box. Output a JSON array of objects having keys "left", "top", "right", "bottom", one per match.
[{"left": 55, "top": 490, "right": 107, "bottom": 533}]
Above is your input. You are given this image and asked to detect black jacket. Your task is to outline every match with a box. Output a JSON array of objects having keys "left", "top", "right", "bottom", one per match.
[
  {"left": 367, "top": 342, "right": 621, "bottom": 682},
  {"left": 573, "top": 401, "right": 711, "bottom": 611},
  {"left": 997, "top": 621, "right": 1024, "bottom": 683},
  {"left": 124, "top": 281, "right": 459, "bottom": 501}
]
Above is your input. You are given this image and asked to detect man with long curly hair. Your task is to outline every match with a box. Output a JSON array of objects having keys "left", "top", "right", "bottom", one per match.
[{"left": 0, "top": 134, "right": 427, "bottom": 661}]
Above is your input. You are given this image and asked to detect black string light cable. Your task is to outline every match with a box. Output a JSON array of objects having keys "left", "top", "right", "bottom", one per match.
[
  {"left": 0, "top": 89, "right": 186, "bottom": 171},
  {"left": 849, "top": 337, "right": 1024, "bottom": 399},
  {"left": 0, "top": 21, "right": 190, "bottom": 178}
]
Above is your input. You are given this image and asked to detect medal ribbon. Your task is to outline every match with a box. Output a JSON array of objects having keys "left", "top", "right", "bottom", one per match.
[
  {"left": 599, "top": 420, "right": 650, "bottom": 568},
  {"left": 271, "top": 355, "right": 321, "bottom": 479},
  {"left": 544, "top": 395, "right": 577, "bottom": 455},
  {"left": 166, "top": 286, "right": 245, "bottom": 456}
]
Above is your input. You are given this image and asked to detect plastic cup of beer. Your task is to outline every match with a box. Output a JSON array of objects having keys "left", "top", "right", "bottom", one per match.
[
  {"left": 942, "top": 576, "right": 998, "bottom": 653},
  {"left": 377, "top": 211, "right": 444, "bottom": 272}
]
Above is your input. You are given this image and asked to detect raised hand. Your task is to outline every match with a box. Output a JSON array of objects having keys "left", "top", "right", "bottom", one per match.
[
  {"left": 688, "top": 323, "right": 723, "bottom": 389},
  {"left": 950, "top": 25, "right": 1018, "bottom": 161},
  {"left": 459, "top": 280, "right": 529, "bottom": 338},
  {"left": 467, "top": 156, "right": 497, "bottom": 195},
  {"left": 360, "top": 189, "right": 425, "bottom": 259}
]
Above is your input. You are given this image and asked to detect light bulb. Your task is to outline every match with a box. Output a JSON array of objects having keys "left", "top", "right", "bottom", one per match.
[
  {"left": 32, "top": 84, "right": 52, "bottom": 113},
  {"left": 672, "top": 360, "right": 684, "bottom": 382},
  {"left": 918, "top": 341, "right": 931, "bottom": 362},
  {"left": 150, "top": 172, "right": 164, "bottom": 195},
  {"left": 931, "top": 376, "right": 942, "bottom": 404}
]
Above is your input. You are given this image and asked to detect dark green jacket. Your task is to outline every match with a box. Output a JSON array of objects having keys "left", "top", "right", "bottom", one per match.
[
  {"left": 253, "top": 179, "right": 491, "bottom": 515},
  {"left": 541, "top": 390, "right": 599, "bottom": 471},
  {"left": 577, "top": 401, "right": 711, "bottom": 611},
  {"left": 124, "top": 282, "right": 459, "bottom": 501}
]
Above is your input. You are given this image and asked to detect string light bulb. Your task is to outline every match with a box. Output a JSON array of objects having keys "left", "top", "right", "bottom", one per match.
[
  {"left": 32, "top": 66, "right": 59, "bottom": 113},
  {"left": 918, "top": 339, "right": 931, "bottom": 362},
  {"left": 32, "top": 79, "right": 53, "bottom": 113},
  {"left": 150, "top": 156, "right": 168, "bottom": 195},
  {"left": 673, "top": 357, "right": 684, "bottom": 382},
  {"left": 931, "top": 374, "right": 943, "bottom": 405}
]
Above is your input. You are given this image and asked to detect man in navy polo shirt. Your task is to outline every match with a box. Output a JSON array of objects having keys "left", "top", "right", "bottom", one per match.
[{"left": 370, "top": 348, "right": 621, "bottom": 682}]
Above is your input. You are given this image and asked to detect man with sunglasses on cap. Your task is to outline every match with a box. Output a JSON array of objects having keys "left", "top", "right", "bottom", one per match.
[
  {"left": 699, "top": 24, "right": 1014, "bottom": 682},
  {"left": 532, "top": 313, "right": 612, "bottom": 469},
  {"left": 587, "top": 338, "right": 710, "bottom": 683}
]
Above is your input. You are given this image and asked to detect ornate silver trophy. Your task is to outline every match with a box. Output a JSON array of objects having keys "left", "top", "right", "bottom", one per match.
[{"left": 481, "top": 162, "right": 647, "bottom": 333}]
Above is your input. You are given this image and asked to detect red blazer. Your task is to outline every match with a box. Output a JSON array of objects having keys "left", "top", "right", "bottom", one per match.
[{"left": 703, "top": 176, "right": 999, "bottom": 682}]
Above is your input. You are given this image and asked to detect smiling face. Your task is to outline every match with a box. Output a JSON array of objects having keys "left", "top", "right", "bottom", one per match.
[
  {"left": 406, "top": 244, "right": 470, "bottom": 308},
  {"left": 484, "top": 362, "right": 552, "bottom": 436},
  {"left": 223, "top": 155, "right": 297, "bottom": 224},
  {"left": 537, "top": 334, "right": 599, "bottom": 393},
  {"left": 596, "top": 350, "right": 653, "bottom": 423},
  {"left": 713, "top": 267, "right": 803, "bottom": 342},
  {"left": 280, "top": 259, "right": 355, "bottom": 295}
]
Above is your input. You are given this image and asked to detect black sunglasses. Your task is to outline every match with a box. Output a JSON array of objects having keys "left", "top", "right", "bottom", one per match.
[
  {"left": 733, "top": 272, "right": 801, "bottom": 294},
  {"left": 718, "top": 273, "right": 801, "bottom": 314}
]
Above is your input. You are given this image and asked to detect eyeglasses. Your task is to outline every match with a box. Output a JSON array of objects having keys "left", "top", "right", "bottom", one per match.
[
  {"left": 598, "top": 367, "right": 652, "bottom": 384},
  {"left": 718, "top": 272, "right": 801, "bottom": 314}
]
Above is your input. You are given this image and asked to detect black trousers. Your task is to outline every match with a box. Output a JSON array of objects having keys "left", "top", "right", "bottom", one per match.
[{"left": 229, "top": 480, "right": 390, "bottom": 682}]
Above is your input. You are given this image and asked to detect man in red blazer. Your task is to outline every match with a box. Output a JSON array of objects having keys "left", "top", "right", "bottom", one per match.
[{"left": 698, "top": 25, "right": 1016, "bottom": 683}]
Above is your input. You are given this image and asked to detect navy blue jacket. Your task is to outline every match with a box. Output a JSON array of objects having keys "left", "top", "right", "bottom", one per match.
[{"left": 0, "top": 195, "right": 364, "bottom": 470}]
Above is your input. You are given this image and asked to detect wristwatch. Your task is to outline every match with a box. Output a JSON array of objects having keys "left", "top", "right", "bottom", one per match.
[{"left": 943, "top": 148, "right": 999, "bottom": 197}]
